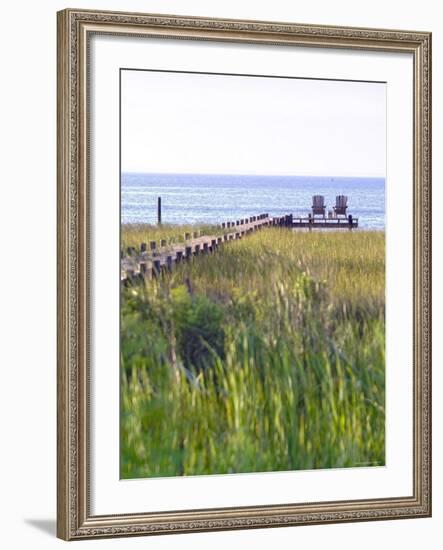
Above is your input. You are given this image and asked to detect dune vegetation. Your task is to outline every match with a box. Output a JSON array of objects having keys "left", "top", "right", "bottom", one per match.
[{"left": 120, "top": 227, "right": 385, "bottom": 478}]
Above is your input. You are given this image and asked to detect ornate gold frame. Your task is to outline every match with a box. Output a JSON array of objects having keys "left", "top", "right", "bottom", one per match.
[{"left": 57, "top": 8, "right": 432, "bottom": 540}]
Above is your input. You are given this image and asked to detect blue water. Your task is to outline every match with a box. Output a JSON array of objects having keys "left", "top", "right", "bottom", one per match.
[{"left": 121, "top": 173, "right": 385, "bottom": 230}]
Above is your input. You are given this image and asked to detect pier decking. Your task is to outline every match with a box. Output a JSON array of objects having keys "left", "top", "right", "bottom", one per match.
[
  {"left": 122, "top": 213, "right": 272, "bottom": 282},
  {"left": 121, "top": 212, "right": 358, "bottom": 283}
]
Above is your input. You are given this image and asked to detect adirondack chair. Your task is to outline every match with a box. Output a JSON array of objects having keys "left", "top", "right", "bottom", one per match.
[
  {"left": 333, "top": 195, "right": 348, "bottom": 217},
  {"left": 311, "top": 195, "right": 326, "bottom": 217}
]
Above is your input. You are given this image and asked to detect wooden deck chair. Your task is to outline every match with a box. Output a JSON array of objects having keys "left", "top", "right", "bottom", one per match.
[
  {"left": 311, "top": 195, "right": 326, "bottom": 217},
  {"left": 333, "top": 195, "right": 348, "bottom": 217}
]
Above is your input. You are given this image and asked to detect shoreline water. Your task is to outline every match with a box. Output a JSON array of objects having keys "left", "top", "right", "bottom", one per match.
[{"left": 121, "top": 172, "right": 385, "bottom": 230}]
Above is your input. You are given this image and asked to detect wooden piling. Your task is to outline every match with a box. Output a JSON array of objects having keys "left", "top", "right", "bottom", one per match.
[{"left": 157, "top": 196, "right": 162, "bottom": 225}]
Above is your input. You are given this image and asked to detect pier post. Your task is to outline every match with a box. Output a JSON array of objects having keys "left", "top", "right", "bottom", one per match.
[
  {"left": 153, "top": 260, "right": 161, "bottom": 276},
  {"left": 157, "top": 196, "right": 162, "bottom": 225}
]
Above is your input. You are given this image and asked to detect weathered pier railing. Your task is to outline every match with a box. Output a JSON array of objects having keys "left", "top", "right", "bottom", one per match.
[
  {"left": 292, "top": 214, "right": 358, "bottom": 229},
  {"left": 121, "top": 213, "right": 277, "bottom": 283}
]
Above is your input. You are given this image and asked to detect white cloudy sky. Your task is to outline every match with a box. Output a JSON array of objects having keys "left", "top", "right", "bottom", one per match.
[{"left": 121, "top": 70, "right": 386, "bottom": 177}]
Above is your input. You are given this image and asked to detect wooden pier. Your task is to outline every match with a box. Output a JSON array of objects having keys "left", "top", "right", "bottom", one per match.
[
  {"left": 292, "top": 216, "right": 358, "bottom": 229},
  {"left": 121, "top": 212, "right": 358, "bottom": 284},
  {"left": 267, "top": 214, "right": 358, "bottom": 229},
  {"left": 121, "top": 213, "right": 272, "bottom": 283}
]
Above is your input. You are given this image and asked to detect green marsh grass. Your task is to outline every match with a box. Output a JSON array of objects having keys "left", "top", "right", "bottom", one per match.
[
  {"left": 121, "top": 228, "right": 385, "bottom": 478},
  {"left": 121, "top": 222, "right": 229, "bottom": 252}
]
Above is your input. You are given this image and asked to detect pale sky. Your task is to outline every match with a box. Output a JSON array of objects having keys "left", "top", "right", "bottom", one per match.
[{"left": 121, "top": 69, "right": 386, "bottom": 177}]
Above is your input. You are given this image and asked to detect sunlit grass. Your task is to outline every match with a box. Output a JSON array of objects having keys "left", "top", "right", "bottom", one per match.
[{"left": 121, "top": 228, "right": 385, "bottom": 478}]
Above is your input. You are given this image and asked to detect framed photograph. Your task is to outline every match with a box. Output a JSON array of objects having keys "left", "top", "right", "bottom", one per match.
[{"left": 57, "top": 8, "right": 432, "bottom": 540}]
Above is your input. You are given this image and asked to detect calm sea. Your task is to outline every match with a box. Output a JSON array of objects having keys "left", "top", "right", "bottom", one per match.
[{"left": 121, "top": 173, "right": 385, "bottom": 230}]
